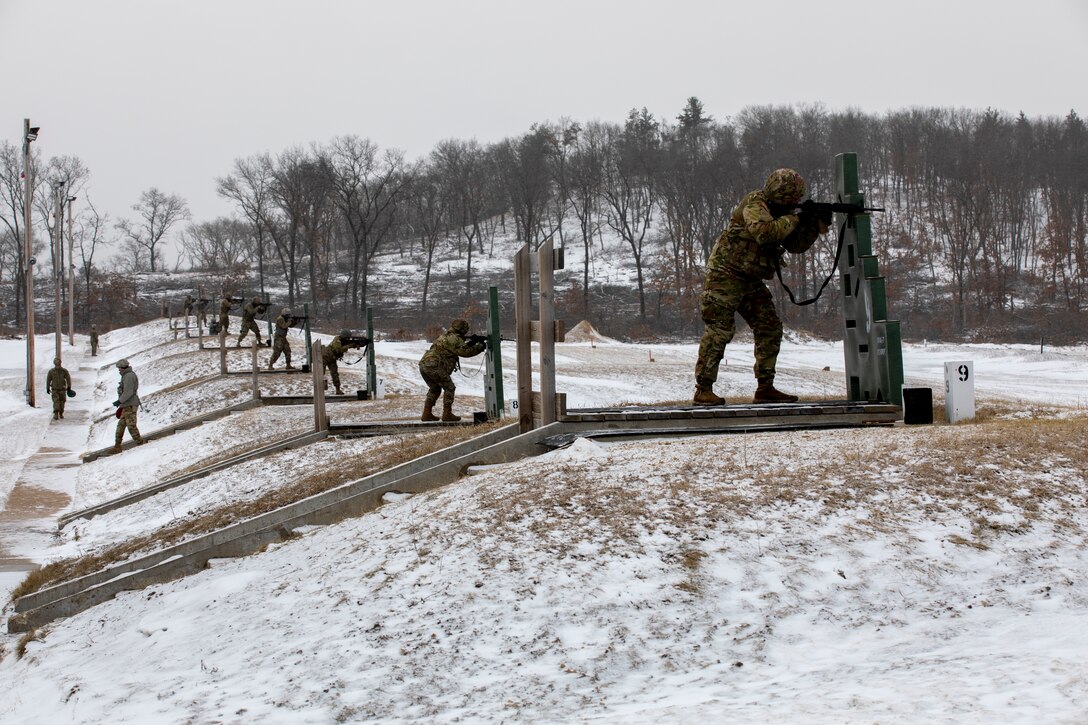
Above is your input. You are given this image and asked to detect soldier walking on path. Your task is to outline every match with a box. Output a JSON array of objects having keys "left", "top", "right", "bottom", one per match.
[
  {"left": 418, "top": 318, "right": 486, "bottom": 422},
  {"left": 237, "top": 297, "right": 267, "bottom": 347},
  {"left": 111, "top": 359, "right": 145, "bottom": 452},
  {"left": 46, "top": 357, "right": 72, "bottom": 420},
  {"left": 694, "top": 168, "right": 828, "bottom": 406},
  {"left": 268, "top": 308, "right": 295, "bottom": 370},
  {"left": 89, "top": 324, "right": 99, "bottom": 356}
]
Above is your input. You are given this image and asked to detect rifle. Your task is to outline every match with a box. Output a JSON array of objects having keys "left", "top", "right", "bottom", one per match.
[
  {"left": 229, "top": 296, "right": 245, "bottom": 305},
  {"left": 339, "top": 334, "right": 371, "bottom": 349},
  {"left": 465, "top": 333, "right": 508, "bottom": 348},
  {"left": 287, "top": 314, "right": 309, "bottom": 329},
  {"left": 790, "top": 199, "right": 885, "bottom": 225}
]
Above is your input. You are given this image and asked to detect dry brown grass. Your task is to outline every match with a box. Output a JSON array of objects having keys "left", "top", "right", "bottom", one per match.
[
  {"left": 10, "top": 421, "right": 509, "bottom": 602},
  {"left": 451, "top": 414, "right": 1088, "bottom": 569}
]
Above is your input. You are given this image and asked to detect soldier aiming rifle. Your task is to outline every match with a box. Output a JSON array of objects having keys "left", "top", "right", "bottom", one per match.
[
  {"left": 268, "top": 307, "right": 303, "bottom": 370},
  {"left": 418, "top": 318, "right": 486, "bottom": 422},
  {"left": 322, "top": 329, "right": 369, "bottom": 395},
  {"left": 237, "top": 296, "right": 270, "bottom": 347}
]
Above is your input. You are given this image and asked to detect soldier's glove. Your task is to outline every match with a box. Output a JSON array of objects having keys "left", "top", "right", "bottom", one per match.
[{"left": 112, "top": 400, "right": 120, "bottom": 406}]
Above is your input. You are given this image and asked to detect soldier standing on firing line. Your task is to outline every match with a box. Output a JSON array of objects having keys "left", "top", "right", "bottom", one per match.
[
  {"left": 693, "top": 168, "right": 828, "bottom": 406},
  {"left": 418, "top": 318, "right": 486, "bottom": 422}
]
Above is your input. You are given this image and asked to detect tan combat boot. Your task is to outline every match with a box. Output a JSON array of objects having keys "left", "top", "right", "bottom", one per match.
[
  {"left": 421, "top": 395, "right": 439, "bottom": 422},
  {"left": 693, "top": 385, "right": 725, "bottom": 406},
  {"left": 440, "top": 401, "right": 461, "bottom": 422},
  {"left": 111, "top": 443, "right": 122, "bottom": 454},
  {"left": 753, "top": 378, "right": 798, "bottom": 404}
]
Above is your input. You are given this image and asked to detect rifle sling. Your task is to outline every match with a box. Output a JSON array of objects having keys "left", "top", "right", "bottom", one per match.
[{"left": 775, "top": 219, "right": 847, "bottom": 307}]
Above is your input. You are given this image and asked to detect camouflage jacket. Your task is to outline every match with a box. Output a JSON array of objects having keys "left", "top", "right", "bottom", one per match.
[
  {"left": 241, "top": 302, "right": 264, "bottom": 324},
  {"left": 704, "top": 189, "right": 822, "bottom": 282},
  {"left": 322, "top": 337, "right": 346, "bottom": 365},
  {"left": 46, "top": 367, "right": 71, "bottom": 393},
  {"left": 219, "top": 298, "right": 232, "bottom": 317},
  {"left": 116, "top": 368, "right": 140, "bottom": 408},
  {"left": 419, "top": 331, "right": 485, "bottom": 376},
  {"left": 274, "top": 315, "right": 290, "bottom": 337}
]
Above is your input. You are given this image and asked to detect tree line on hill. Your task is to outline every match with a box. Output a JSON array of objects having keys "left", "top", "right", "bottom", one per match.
[{"left": 1, "top": 100, "right": 1085, "bottom": 342}]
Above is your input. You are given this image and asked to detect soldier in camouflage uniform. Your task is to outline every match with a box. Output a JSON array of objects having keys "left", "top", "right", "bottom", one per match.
[
  {"left": 182, "top": 294, "right": 194, "bottom": 318},
  {"left": 237, "top": 296, "right": 267, "bottom": 347},
  {"left": 268, "top": 308, "right": 295, "bottom": 370},
  {"left": 196, "top": 297, "right": 209, "bottom": 327},
  {"left": 418, "top": 318, "right": 486, "bottom": 422},
  {"left": 111, "top": 358, "right": 145, "bottom": 452},
  {"left": 89, "top": 324, "right": 99, "bottom": 356},
  {"left": 694, "top": 168, "right": 828, "bottom": 405},
  {"left": 46, "top": 357, "right": 72, "bottom": 420},
  {"left": 321, "top": 330, "right": 367, "bottom": 395},
  {"left": 218, "top": 293, "right": 234, "bottom": 335}
]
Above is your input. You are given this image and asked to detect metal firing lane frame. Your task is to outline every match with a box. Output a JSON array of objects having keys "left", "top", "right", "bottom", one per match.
[
  {"left": 835, "top": 152, "right": 904, "bottom": 408},
  {"left": 483, "top": 285, "right": 505, "bottom": 420}
]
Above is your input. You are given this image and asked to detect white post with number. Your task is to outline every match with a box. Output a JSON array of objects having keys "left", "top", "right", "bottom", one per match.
[{"left": 944, "top": 360, "right": 975, "bottom": 424}]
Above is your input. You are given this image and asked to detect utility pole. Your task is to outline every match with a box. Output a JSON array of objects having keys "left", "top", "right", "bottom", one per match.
[
  {"left": 52, "top": 179, "right": 67, "bottom": 363},
  {"left": 67, "top": 196, "right": 76, "bottom": 346},
  {"left": 23, "top": 119, "right": 39, "bottom": 408}
]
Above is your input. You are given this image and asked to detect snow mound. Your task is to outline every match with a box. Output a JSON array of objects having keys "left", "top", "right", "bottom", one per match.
[{"left": 564, "top": 320, "right": 617, "bottom": 344}]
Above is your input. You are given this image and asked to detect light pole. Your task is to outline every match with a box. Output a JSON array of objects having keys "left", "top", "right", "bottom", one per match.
[
  {"left": 51, "top": 179, "right": 67, "bottom": 364},
  {"left": 23, "top": 119, "right": 39, "bottom": 408},
  {"left": 67, "top": 196, "right": 76, "bottom": 346}
]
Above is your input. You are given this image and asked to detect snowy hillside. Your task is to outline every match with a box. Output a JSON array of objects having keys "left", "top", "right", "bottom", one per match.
[{"left": 1, "top": 319, "right": 1087, "bottom": 723}]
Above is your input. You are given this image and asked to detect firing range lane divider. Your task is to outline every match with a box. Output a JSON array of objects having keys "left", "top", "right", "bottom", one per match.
[
  {"left": 10, "top": 400, "right": 899, "bottom": 632},
  {"left": 62, "top": 418, "right": 477, "bottom": 527}
]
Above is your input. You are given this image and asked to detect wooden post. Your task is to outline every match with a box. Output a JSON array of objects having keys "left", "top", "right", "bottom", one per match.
[
  {"left": 197, "top": 285, "right": 204, "bottom": 348},
  {"left": 537, "top": 237, "right": 556, "bottom": 426},
  {"left": 219, "top": 326, "right": 227, "bottom": 376},
  {"left": 312, "top": 340, "right": 327, "bottom": 431},
  {"left": 514, "top": 245, "right": 533, "bottom": 433},
  {"left": 251, "top": 338, "right": 259, "bottom": 400}
]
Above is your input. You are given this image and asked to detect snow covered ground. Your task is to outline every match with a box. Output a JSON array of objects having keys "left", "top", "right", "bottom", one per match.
[{"left": 1, "top": 318, "right": 1086, "bottom": 723}]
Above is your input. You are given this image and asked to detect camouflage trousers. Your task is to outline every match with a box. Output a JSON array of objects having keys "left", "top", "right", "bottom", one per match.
[
  {"left": 695, "top": 275, "right": 783, "bottom": 385},
  {"left": 237, "top": 319, "right": 262, "bottom": 344},
  {"left": 51, "top": 389, "right": 67, "bottom": 414},
  {"left": 219, "top": 314, "right": 230, "bottom": 334},
  {"left": 90, "top": 341, "right": 98, "bottom": 356},
  {"left": 269, "top": 335, "right": 291, "bottom": 367},
  {"left": 115, "top": 406, "right": 143, "bottom": 445},
  {"left": 323, "top": 359, "right": 341, "bottom": 391},
  {"left": 419, "top": 360, "right": 456, "bottom": 406}
]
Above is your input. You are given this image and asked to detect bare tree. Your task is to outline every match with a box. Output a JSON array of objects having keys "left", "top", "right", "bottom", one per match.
[
  {"left": 73, "top": 197, "right": 111, "bottom": 324},
  {"left": 0, "top": 140, "right": 46, "bottom": 321},
  {"left": 181, "top": 217, "right": 252, "bottom": 270},
  {"left": 325, "top": 135, "right": 411, "bottom": 313},
  {"left": 217, "top": 154, "right": 273, "bottom": 295},
  {"left": 116, "top": 188, "right": 190, "bottom": 272}
]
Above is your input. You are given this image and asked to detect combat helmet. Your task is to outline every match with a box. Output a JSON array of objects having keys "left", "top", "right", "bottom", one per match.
[
  {"left": 450, "top": 319, "right": 469, "bottom": 335},
  {"left": 763, "top": 168, "right": 806, "bottom": 205},
  {"left": 252, "top": 296, "right": 261, "bottom": 304},
  {"left": 339, "top": 329, "right": 352, "bottom": 339}
]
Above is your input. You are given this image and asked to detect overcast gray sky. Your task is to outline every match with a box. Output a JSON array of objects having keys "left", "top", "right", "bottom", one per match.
[{"left": 3, "top": 0, "right": 1086, "bottom": 264}]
